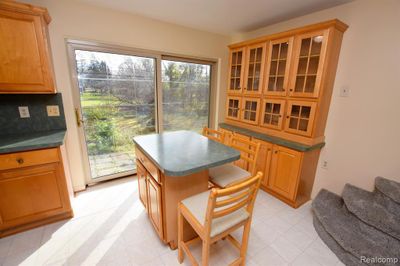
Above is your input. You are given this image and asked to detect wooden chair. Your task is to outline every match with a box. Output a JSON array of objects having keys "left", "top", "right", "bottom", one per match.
[
  {"left": 178, "top": 172, "right": 263, "bottom": 266},
  {"left": 209, "top": 135, "right": 260, "bottom": 188},
  {"left": 202, "top": 127, "right": 225, "bottom": 143}
]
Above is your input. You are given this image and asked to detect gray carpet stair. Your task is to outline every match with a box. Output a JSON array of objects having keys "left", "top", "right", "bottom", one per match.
[
  {"left": 342, "top": 183, "right": 400, "bottom": 241},
  {"left": 312, "top": 188, "right": 400, "bottom": 265},
  {"left": 375, "top": 176, "right": 400, "bottom": 204},
  {"left": 313, "top": 216, "right": 364, "bottom": 266}
]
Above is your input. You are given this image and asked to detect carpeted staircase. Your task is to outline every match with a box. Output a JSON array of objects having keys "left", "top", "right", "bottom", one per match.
[{"left": 312, "top": 177, "right": 400, "bottom": 266}]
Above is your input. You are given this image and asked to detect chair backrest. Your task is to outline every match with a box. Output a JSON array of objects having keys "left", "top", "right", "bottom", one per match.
[
  {"left": 229, "top": 135, "right": 260, "bottom": 175},
  {"left": 202, "top": 127, "right": 225, "bottom": 143},
  {"left": 204, "top": 172, "right": 263, "bottom": 234}
]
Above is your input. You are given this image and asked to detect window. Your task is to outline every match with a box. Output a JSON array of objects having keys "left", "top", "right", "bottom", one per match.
[{"left": 161, "top": 59, "right": 211, "bottom": 132}]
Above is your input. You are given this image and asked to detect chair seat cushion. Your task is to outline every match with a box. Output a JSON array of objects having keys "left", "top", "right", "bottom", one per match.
[
  {"left": 209, "top": 164, "right": 251, "bottom": 188},
  {"left": 181, "top": 190, "right": 249, "bottom": 238}
]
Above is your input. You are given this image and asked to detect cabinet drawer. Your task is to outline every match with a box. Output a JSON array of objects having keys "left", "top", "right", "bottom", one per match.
[
  {"left": 135, "top": 147, "right": 160, "bottom": 183},
  {"left": 0, "top": 148, "right": 60, "bottom": 171}
]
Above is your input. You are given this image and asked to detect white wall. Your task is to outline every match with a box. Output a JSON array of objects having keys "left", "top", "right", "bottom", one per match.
[
  {"left": 24, "top": 0, "right": 231, "bottom": 191},
  {"left": 233, "top": 0, "right": 400, "bottom": 197}
]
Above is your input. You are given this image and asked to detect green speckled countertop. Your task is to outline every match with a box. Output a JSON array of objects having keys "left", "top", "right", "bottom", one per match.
[
  {"left": 219, "top": 123, "right": 325, "bottom": 152},
  {"left": 133, "top": 131, "right": 240, "bottom": 177},
  {"left": 0, "top": 130, "right": 67, "bottom": 154}
]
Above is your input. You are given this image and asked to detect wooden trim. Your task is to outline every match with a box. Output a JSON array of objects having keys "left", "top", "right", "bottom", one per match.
[
  {"left": 0, "top": 0, "right": 51, "bottom": 24},
  {"left": 228, "top": 19, "right": 348, "bottom": 49}
]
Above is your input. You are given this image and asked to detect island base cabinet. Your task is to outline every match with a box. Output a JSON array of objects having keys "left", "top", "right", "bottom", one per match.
[
  {"left": 136, "top": 161, "right": 148, "bottom": 209},
  {"left": 0, "top": 148, "right": 73, "bottom": 237},
  {"left": 147, "top": 173, "right": 163, "bottom": 240}
]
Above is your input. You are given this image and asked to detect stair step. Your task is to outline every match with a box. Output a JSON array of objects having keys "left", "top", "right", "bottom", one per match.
[
  {"left": 312, "top": 189, "right": 400, "bottom": 261},
  {"left": 375, "top": 176, "right": 400, "bottom": 204},
  {"left": 313, "top": 216, "right": 364, "bottom": 266},
  {"left": 343, "top": 184, "right": 400, "bottom": 241}
]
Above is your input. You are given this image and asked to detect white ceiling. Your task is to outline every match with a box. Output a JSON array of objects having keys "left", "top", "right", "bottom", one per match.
[{"left": 78, "top": 0, "right": 353, "bottom": 35}]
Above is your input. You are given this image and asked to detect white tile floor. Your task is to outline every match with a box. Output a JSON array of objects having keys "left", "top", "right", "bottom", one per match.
[{"left": 0, "top": 176, "right": 343, "bottom": 266}]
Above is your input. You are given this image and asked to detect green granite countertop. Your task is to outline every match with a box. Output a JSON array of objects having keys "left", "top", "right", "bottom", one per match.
[
  {"left": 133, "top": 130, "right": 240, "bottom": 177},
  {"left": 0, "top": 130, "right": 67, "bottom": 154},
  {"left": 219, "top": 123, "right": 325, "bottom": 152}
]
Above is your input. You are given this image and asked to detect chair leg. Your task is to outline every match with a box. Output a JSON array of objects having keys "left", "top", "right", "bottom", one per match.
[
  {"left": 201, "top": 239, "right": 210, "bottom": 266},
  {"left": 239, "top": 220, "right": 252, "bottom": 266},
  {"left": 178, "top": 207, "right": 184, "bottom": 264}
]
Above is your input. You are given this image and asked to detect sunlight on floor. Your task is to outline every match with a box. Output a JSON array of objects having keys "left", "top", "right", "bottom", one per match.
[{"left": 0, "top": 176, "right": 342, "bottom": 266}]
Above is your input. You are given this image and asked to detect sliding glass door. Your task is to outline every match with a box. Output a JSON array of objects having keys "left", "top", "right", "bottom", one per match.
[{"left": 69, "top": 42, "right": 214, "bottom": 183}]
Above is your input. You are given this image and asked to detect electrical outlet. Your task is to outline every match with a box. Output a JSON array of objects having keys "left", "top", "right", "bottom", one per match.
[
  {"left": 18, "top": 106, "right": 30, "bottom": 118},
  {"left": 340, "top": 86, "right": 350, "bottom": 97},
  {"left": 47, "top": 105, "right": 60, "bottom": 117},
  {"left": 321, "top": 160, "right": 328, "bottom": 170}
]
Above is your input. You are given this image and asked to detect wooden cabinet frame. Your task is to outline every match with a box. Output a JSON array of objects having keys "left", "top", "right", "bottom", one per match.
[
  {"left": 284, "top": 100, "right": 317, "bottom": 137},
  {"left": 240, "top": 97, "right": 260, "bottom": 125},
  {"left": 243, "top": 42, "right": 267, "bottom": 95},
  {"left": 227, "top": 47, "right": 245, "bottom": 94},
  {"left": 136, "top": 161, "right": 148, "bottom": 209},
  {"left": 264, "top": 37, "right": 293, "bottom": 96},
  {"left": 226, "top": 96, "right": 242, "bottom": 121},
  {"left": 260, "top": 98, "right": 286, "bottom": 130},
  {"left": 288, "top": 29, "right": 329, "bottom": 98}
]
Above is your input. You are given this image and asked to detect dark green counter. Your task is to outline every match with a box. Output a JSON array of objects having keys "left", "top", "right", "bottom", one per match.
[
  {"left": 219, "top": 123, "right": 325, "bottom": 152},
  {"left": 0, "top": 130, "right": 67, "bottom": 154},
  {"left": 133, "top": 130, "right": 240, "bottom": 176}
]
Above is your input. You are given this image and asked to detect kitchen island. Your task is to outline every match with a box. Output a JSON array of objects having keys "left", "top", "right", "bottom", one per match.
[{"left": 133, "top": 130, "right": 240, "bottom": 249}]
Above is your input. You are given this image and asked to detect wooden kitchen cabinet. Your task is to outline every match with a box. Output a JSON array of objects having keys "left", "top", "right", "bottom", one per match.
[
  {"left": 136, "top": 161, "right": 148, "bottom": 209},
  {"left": 0, "top": 1, "right": 56, "bottom": 93},
  {"left": 284, "top": 100, "right": 317, "bottom": 137},
  {"left": 253, "top": 139, "right": 273, "bottom": 187},
  {"left": 267, "top": 145, "right": 302, "bottom": 201},
  {"left": 226, "top": 96, "right": 241, "bottom": 121},
  {"left": 241, "top": 97, "right": 260, "bottom": 125},
  {"left": 0, "top": 148, "right": 73, "bottom": 237},
  {"left": 227, "top": 47, "right": 245, "bottom": 94},
  {"left": 289, "top": 30, "right": 329, "bottom": 98},
  {"left": 264, "top": 37, "right": 293, "bottom": 96},
  {"left": 147, "top": 173, "right": 163, "bottom": 240},
  {"left": 243, "top": 43, "right": 266, "bottom": 95},
  {"left": 260, "top": 98, "right": 285, "bottom": 130}
]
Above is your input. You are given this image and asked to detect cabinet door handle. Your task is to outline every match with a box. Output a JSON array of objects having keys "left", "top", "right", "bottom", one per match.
[
  {"left": 289, "top": 89, "right": 293, "bottom": 92},
  {"left": 16, "top": 158, "right": 24, "bottom": 164},
  {"left": 274, "top": 150, "right": 278, "bottom": 154}
]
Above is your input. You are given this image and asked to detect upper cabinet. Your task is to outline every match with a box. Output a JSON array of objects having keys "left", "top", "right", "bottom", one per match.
[
  {"left": 243, "top": 43, "right": 266, "bottom": 95},
  {"left": 264, "top": 37, "right": 293, "bottom": 96},
  {"left": 0, "top": 1, "right": 56, "bottom": 93},
  {"left": 225, "top": 20, "right": 348, "bottom": 145},
  {"left": 228, "top": 47, "right": 245, "bottom": 94},
  {"left": 289, "top": 30, "right": 328, "bottom": 98}
]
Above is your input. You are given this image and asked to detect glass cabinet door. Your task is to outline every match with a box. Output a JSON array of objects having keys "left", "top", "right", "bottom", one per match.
[
  {"left": 241, "top": 97, "right": 260, "bottom": 125},
  {"left": 289, "top": 30, "right": 328, "bottom": 98},
  {"left": 260, "top": 99, "right": 285, "bottom": 130},
  {"left": 228, "top": 47, "right": 245, "bottom": 94},
  {"left": 244, "top": 43, "right": 266, "bottom": 95},
  {"left": 265, "top": 38, "right": 293, "bottom": 96},
  {"left": 226, "top": 96, "right": 241, "bottom": 121},
  {"left": 284, "top": 101, "right": 317, "bottom": 136}
]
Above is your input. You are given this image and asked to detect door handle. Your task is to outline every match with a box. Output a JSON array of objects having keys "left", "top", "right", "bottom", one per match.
[{"left": 75, "top": 108, "right": 84, "bottom": 127}]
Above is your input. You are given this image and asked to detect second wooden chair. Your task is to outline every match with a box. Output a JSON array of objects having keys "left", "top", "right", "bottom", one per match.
[
  {"left": 209, "top": 135, "right": 260, "bottom": 188},
  {"left": 202, "top": 127, "right": 225, "bottom": 143}
]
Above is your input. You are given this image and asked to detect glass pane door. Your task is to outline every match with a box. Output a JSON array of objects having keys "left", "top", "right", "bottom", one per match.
[
  {"left": 161, "top": 59, "right": 211, "bottom": 133},
  {"left": 74, "top": 50, "right": 156, "bottom": 180}
]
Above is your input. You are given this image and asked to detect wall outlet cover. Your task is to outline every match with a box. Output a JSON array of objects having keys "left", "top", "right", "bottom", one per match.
[
  {"left": 47, "top": 105, "right": 60, "bottom": 117},
  {"left": 18, "top": 106, "right": 30, "bottom": 118}
]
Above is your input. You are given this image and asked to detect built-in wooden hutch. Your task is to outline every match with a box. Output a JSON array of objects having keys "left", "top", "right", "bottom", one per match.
[{"left": 221, "top": 19, "right": 348, "bottom": 207}]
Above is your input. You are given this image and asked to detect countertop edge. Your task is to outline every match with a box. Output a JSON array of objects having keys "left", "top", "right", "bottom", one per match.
[
  {"left": 0, "top": 130, "right": 67, "bottom": 154},
  {"left": 219, "top": 123, "right": 325, "bottom": 152}
]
